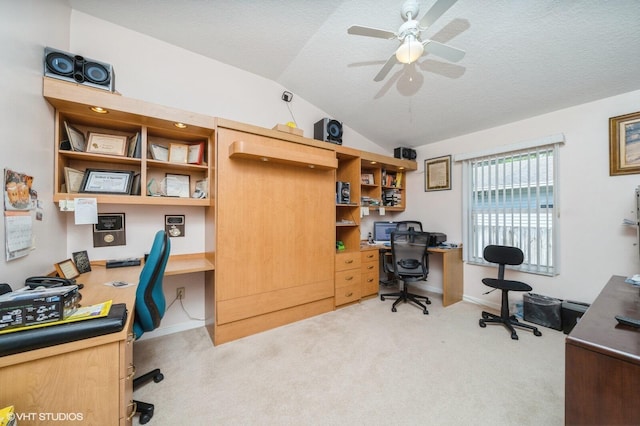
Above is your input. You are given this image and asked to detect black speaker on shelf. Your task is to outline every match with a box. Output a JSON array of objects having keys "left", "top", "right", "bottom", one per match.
[
  {"left": 394, "top": 147, "right": 417, "bottom": 160},
  {"left": 314, "top": 118, "right": 343, "bottom": 145},
  {"left": 44, "top": 47, "right": 115, "bottom": 92},
  {"left": 336, "top": 181, "right": 350, "bottom": 204}
]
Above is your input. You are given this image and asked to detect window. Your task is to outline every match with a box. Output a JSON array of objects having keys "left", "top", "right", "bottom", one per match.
[{"left": 457, "top": 135, "right": 563, "bottom": 275}]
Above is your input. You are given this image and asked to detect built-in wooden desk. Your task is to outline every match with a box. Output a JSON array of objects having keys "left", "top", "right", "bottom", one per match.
[
  {"left": 0, "top": 253, "right": 213, "bottom": 425},
  {"left": 372, "top": 245, "right": 464, "bottom": 306}
]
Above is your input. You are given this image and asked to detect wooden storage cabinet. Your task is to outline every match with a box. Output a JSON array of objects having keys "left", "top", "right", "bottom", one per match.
[
  {"left": 335, "top": 252, "right": 361, "bottom": 306},
  {"left": 44, "top": 77, "right": 215, "bottom": 206},
  {"left": 361, "top": 249, "right": 379, "bottom": 297}
]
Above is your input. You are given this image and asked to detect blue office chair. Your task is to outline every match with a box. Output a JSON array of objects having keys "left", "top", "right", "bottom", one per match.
[{"left": 133, "top": 230, "right": 171, "bottom": 424}]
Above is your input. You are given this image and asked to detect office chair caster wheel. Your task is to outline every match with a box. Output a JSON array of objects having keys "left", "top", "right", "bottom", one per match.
[
  {"left": 423, "top": 309, "right": 428, "bottom": 315},
  {"left": 479, "top": 319, "right": 486, "bottom": 327},
  {"left": 426, "top": 299, "right": 431, "bottom": 305},
  {"left": 380, "top": 295, "right": 385, "bottom": 301},
  {"left": 481, "top": 312, "right": 490, "bottom": 319},
  {"left": 511, "top": 332, "right": 519, "bottom": 340},
  {"left": 153, "top": 373, "right": 164, "bottom": 383},
  {"left": 392, "top": 307, "right": 397, "bottom": 312},
  {"left": 534, "top": 329, "right": 542, "bottom": 337}
]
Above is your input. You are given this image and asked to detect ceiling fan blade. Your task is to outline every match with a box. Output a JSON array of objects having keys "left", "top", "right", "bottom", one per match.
[
  {"left": 423, "top": 40, "right": 465, "bottom": 62},
  {"left": 374, "top": 54, "right": 399, "bottom": 82},
  {"left": 419, "top": 0, "right": 458, "bottom": 29},
  {"left": 348, "top": 25, "right": 396, "bottom": 40}
]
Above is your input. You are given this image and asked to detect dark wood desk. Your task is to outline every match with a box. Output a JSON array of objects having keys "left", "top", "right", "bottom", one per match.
[{"left": 565, "top": 275, "right": 640, "bottom": 425}]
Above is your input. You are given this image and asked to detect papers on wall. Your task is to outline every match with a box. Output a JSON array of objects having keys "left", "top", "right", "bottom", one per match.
[
  {"left": 74, "top": 198, "right": 98, "bottom": 225},
  {"left": 4, "top": 211, "right": 32, "bottom": 261}
]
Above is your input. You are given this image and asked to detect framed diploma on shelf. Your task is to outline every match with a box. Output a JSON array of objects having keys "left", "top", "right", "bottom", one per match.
[
  {"left": 424, "top": 155, "right": 451, "bottom": 191},
  {"left": 168, "top": 143, "right": 189, "bottom": 163},
  {"left": 165, "top": 173, "right": 190, "bottom": 198},
  {"left": 80, "top": 169, "right": 135, "bottom": 194},
  {"left": 188, "top": 142, "right": 205, "bottom": 164},
  {"left": 149, "top": 144, "right": 169, "bottom": 161},
  {"left": 86, "top": 133, "right": 128, "bottom": 156}
]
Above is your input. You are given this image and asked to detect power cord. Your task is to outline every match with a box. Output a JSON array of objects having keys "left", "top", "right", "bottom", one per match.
[
  {"left": 282, "top": 91, "right": 298, "bottom": 128},
  {"left": 166, "top": 295, "right": 205, "bottom": 321}
]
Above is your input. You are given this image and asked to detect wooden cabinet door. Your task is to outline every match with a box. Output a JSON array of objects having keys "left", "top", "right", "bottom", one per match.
[{"left": 216, "top": 128, "right": 335, "bottom": 324}]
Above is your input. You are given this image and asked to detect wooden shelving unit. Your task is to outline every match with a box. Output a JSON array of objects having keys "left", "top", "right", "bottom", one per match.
[{"left": 44, "top": 77, "right": 216, "bottom": 206}]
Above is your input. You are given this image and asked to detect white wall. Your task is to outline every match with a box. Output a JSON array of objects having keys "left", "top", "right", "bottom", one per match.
[
  {"left": 0, "top": 0, "right": 69, "bottom": 287},
  {"left": 402, "top": 90, "right": 640, "bottom": 310}
]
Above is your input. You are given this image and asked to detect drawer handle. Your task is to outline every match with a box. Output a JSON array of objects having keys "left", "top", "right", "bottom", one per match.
[
  {"left": 127, "top": 401, "right": 137, "bottom": 421},
  {"left": 345, "top": 259, "right": 354, "bottom": 264},
  {"left": 127, "top": 363, "right": 136, "bottom": 380},
  {"left": 367, "top": 278, "right": 374, "bottom": 283},
  {"left": 345, "top": 276, "right": 354, "bottom": 281},
  {"left": 366, "top": 254, "right": 374, "bottom": 259},
  {"left": 367, "top": 265, "right": 374, "bottom": 270},
  {"left": 346, "top": 292, "right": 353, "bottom": 297}
]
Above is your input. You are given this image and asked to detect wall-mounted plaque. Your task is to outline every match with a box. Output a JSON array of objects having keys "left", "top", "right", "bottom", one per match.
[{"left": 93, "top": 213, "right": 126, "bottom": 247}]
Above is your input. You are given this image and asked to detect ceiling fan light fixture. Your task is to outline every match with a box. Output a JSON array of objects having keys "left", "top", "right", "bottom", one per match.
[{"left": 395, "top": 36, "right": 424, "bottom": 64}]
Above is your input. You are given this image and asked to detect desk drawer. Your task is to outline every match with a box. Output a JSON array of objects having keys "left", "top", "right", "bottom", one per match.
[
  {"left": 361, "top": 250, "right": 378, "bottom": 263},
  {"left": 362, "top": 271, "right": 379, "bottom": 296},
  {"left": 335, "top": 269, "right": 361, "bottom": 289},
  {"left": 335, "top": 282, "right": 361, "bottom": 306},
  {"left": 335, "top": 252, "right": 361, "bottom": 272}
]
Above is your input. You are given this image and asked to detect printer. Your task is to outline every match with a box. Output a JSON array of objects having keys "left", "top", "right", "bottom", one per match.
[{"left": 427, "top": 232, "right": 447, "bottom": 247}]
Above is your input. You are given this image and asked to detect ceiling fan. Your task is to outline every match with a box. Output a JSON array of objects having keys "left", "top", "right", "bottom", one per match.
[{"left": 348, "top": 0, "right": 466, "bottom": 82}]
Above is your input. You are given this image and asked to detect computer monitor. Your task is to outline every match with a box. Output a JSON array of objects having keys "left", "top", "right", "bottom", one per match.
[{"left": 373, "top": 221, "right": 397, "bottom": 244}]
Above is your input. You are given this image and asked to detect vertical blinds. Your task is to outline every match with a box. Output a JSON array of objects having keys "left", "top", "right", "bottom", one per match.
[{"left": 466, "top": 144, "right": 558, "bottom": 275}]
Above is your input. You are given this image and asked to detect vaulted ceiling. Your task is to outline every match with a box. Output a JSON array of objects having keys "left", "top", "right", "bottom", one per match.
[{"left": 68, "top": 0, "right": 640, "bottom": 151}]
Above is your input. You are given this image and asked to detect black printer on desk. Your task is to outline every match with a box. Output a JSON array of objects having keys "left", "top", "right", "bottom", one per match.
[{"left": 427, "top": 232, "right": 447, "bottom": 247}]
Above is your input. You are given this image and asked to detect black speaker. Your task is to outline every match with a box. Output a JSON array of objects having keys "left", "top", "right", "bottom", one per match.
[
  {"left": 336, "top": 181, "right": 350, "bottom": 204},
  {"left": 394, "top": 147, "right": 417, "bottom": 160},
  {"left": 44, "top": 47, "right": 115, "bottom": 92},
  {"left": 314, "top": 118, "right": 343, "bottom": 145}
]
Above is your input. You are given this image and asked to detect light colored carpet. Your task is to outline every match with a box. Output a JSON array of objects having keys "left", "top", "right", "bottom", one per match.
[{"left": 133, "top": 291, "right": 565, "bottom": 425}]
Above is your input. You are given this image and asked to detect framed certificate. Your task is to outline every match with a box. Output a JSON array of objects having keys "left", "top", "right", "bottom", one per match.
[
  {"left": 187, "top": 142, "right": 205, "bottom": 164},
  {"left": 54, "top": 258, "right": 80, "bottom": 279},
  {"left": 64, "top": 121, "right": 86, "bottom": 152},
  {"left": 165, "top": 173, "right": 190, "bottom": 198},
  {"left": 64, "top": 167, "right": 85, "bottom": 193},
  {"left": 149, "top": 144, "right": 169, "bottom": 161},
  {"left": 80, "top": 169, "right": 135, "bottom": 194},
  {"left": 86, "top": 133, "right": 128, "bottom": 156},
  {"left": 168, "top": 143, "right": 189, "bottom": 163}
]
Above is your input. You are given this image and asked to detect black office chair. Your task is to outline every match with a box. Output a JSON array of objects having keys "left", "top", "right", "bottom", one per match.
[
  {"left": 381, "top": 221, "right": 425, "bottom": 286},
  {"left": 479, "top": 245, "right": 542, "bottom": 340},
  {"left": 132, "top": 230, "right": 171, "bottom": 424},
  {"left": 395, "top": 220, "right": 423, "bottom": 232},
  {"left": 380, "top": 230, "right": 431, "bottom": 314}
]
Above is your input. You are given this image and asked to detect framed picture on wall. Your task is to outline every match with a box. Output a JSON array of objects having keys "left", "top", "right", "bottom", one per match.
[
  {"left": 424, "top": 155, "right": 451, "bottom": 191},
  {"left": 610, "top": 110, "right": 640, "bottom": 176}
]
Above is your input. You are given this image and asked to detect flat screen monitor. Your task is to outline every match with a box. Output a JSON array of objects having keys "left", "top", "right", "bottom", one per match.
[{"left": 373, "top": 221, "right": 397, "bottom": 244}]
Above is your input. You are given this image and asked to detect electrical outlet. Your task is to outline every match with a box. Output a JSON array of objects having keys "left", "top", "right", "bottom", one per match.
[{"left": 177, "top": 287, "right": 185, "bottom": 299}]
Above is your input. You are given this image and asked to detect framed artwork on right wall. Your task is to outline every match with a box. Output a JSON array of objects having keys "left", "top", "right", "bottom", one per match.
[{"left": 609, "top": 110, "right": 640, "bottom": 176}]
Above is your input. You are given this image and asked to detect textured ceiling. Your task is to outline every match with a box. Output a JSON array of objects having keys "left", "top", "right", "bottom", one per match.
[{"left": 68, "top": 0, "right": 640, "bottom": 152}]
